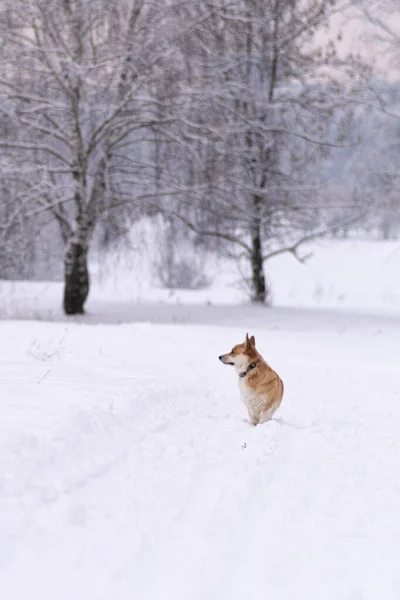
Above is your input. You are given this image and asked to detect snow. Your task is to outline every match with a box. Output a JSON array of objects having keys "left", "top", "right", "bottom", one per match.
[
  {"left": 90, "top": 235, "right": 400, "bottom": 313},
  {"left": 2, "top": 238, "right": 400, "bottom": 320},
  {"left": 2, "top": 237, "right": 400, "bottom": 598},
  {"left": 2, "top": 302, "right": 400, "bottom": 599}
]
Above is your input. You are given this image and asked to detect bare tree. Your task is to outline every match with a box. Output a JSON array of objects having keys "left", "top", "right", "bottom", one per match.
[
  {"left": 0, "top": 0, "right": 179, "bottom": 313},
  {"left": 0, "top": 176, "right": 34, "bottom": 278},
  {"left": 0, "top": 0, "right": 366, "bottom": 308},
  {"left": 355, "top": 0, "right": 400, "bottom": 54},
  {"left": 159, "top": 0, "right": 359, "bottom": 303},
  {"left": 351, "top": 0, "right": 400, "bottom": 238}
]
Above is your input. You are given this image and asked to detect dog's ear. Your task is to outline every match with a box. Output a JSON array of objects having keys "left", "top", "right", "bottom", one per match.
[{"left": 245, "top": 333, "right": 255, "bottom": 349}]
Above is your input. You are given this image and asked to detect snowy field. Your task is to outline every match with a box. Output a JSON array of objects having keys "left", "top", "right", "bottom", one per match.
[
  {"left": 1, "top": 239, "right": 400, "bottom": 599},
  {"left": 2, "top": 238, "right": 400, "bottom": 319}
]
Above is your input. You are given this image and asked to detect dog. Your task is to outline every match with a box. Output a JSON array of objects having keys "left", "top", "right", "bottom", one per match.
[{"left": 219, "top": 333, "right": 284, "bottom": 425}]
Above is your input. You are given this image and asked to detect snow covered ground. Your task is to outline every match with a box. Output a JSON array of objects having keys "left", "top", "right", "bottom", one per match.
[
  {"left": 1, "top": 304, "right": 400, "bottom": 599},
  {"left": 2, "top": 237, "right": 400, "bottom": 598},
  {"left": 2, "top": 238, "right": 400, "bottom": 319}
]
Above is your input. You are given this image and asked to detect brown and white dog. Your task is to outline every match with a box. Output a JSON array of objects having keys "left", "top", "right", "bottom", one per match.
[{"left": 219, "top": 333, "right": 284, "bottom": 425}]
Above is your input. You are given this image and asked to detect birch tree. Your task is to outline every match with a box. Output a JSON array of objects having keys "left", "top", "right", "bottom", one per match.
[{"left": 0, "top": 0, "right": 178, "bottom": 313}]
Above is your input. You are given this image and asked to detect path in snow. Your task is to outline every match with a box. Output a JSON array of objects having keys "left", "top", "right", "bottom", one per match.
[{"left": 1, "top": 309, "right": 400, "bottom": 599}]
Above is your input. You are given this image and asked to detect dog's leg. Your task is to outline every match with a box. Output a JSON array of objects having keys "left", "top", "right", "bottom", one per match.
[
  {"left": 258, "top": 405, "right": 278, "bottom": 424},
  {"left": 249, "top": 411, "right": 259, "bottom": 426}
]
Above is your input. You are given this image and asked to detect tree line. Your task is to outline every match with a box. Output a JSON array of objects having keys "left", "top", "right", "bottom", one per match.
[{"left": 0, "top": 0, "right": 399, "bottom": 313}]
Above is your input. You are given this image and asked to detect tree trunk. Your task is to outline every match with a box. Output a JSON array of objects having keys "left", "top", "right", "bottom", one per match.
[
  {"left": 62, "top": 157, "right": 104, "bottom": 315},
  {"left": 63, "top": 238, "right": 89, "bottom": 315},
  {"left": 250, "top": 222, "right": 267, "bottom": 304}
]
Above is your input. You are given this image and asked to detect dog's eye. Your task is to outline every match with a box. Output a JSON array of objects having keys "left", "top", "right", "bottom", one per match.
[{"left": 231, "top": 350, "right": 235, "bottom": 355}]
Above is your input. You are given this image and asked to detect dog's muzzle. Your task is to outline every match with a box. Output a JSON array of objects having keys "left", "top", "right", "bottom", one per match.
[{"left": 219, "top": 355, "right": 234, "bottom": 365}]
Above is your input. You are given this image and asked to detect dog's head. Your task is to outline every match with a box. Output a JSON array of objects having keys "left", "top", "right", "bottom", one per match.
[{"left": 219, "top": 333, "right": 257, "bottom": 370}]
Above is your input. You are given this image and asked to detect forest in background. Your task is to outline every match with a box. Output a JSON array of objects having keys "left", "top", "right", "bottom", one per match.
[{"left": 0, "top": 0, "right": 399, "bottom": 313}]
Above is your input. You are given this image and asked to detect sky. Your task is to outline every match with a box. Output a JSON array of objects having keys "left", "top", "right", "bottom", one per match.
[{"left": 323, "top": 2, "right": 400, "bottom": 81}]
